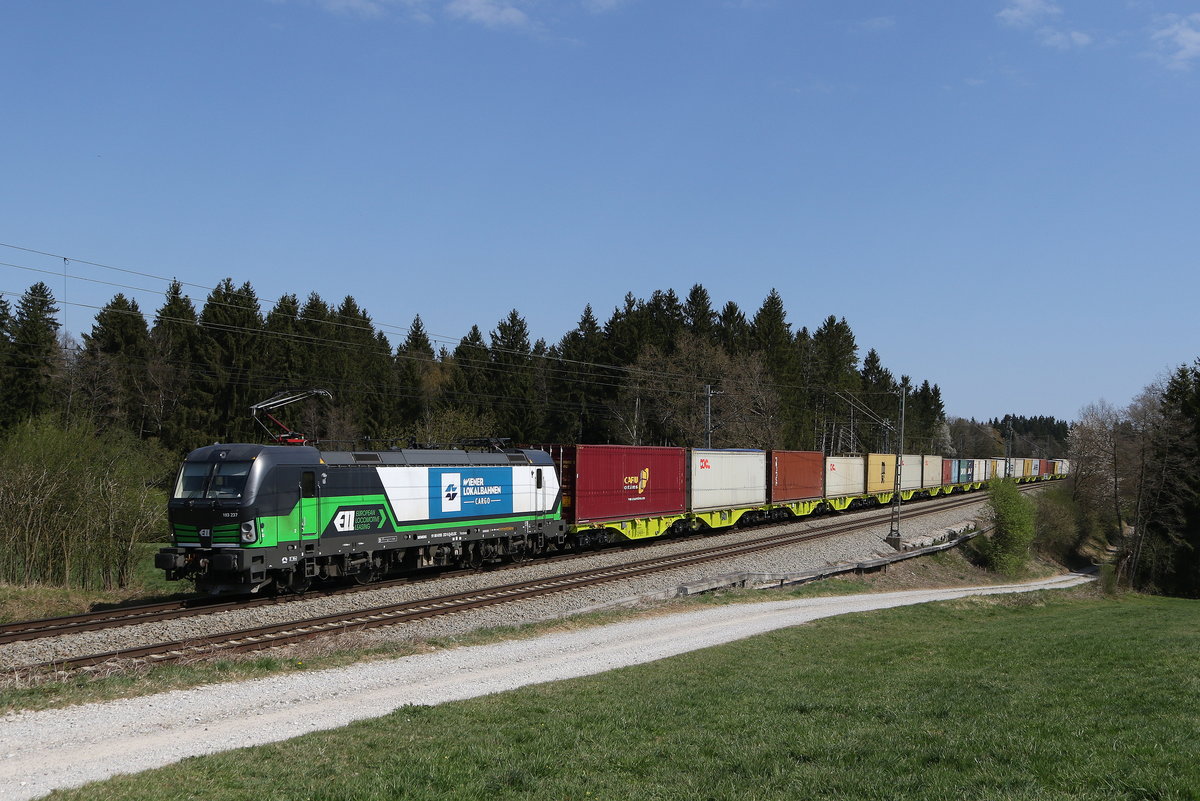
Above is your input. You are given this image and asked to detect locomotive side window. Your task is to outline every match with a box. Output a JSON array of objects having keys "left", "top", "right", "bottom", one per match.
[{"left": 301, "top": 471, "right": 316, "bottom": 499}]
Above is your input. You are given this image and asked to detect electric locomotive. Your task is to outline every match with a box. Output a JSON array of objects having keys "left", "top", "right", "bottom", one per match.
[{"left": 155, "top": 443, "right": 565, "bottom": 594}]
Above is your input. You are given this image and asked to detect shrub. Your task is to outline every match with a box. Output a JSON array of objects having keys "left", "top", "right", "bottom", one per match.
[
  {"left": 1033, "top": 485, "right": 1080, "bottom": 565},
  {"left": 0, "top": 417, "right": 172, "bottom": 590},
  {"left": 1100, "top": 564, "right": 1118, "bottom": 595},
  {"left": 981, "top": 479, "right": 1036, "bottom": 576}
]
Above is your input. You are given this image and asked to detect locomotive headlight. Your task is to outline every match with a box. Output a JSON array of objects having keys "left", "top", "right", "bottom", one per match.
[{"left": 240, "top": 521, "right": 258, "bottom": 544}]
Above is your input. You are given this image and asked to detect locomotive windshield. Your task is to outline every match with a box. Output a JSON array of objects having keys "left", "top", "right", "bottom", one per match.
[{"left": 173, "top": 461, "right": 253, "bottom": 499}]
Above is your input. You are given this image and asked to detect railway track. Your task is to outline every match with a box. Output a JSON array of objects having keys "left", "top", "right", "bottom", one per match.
[
  {"left": 17, "top": 490, "right": 998, "bottom": 674},
  {"left": 1, "top": 486, "right": 1001, "bottom": 646},
  {"left": 0, "top": 546, "right": 645, "bottom": 646}
]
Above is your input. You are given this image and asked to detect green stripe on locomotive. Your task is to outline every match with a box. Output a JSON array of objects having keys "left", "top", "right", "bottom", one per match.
[
  {"left": 171, "top": 522, "right": 240, "bottom": 544},
  {"left": 245, "top": 492, "right": 563, "bottom": 548}
]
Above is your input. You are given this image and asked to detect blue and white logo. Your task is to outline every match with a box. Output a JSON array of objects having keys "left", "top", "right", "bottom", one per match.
[
  {"left": 441, "top": 472, "right": 462, "bottom": 513},
  {"left": 432, "top": 468, "right": 512, "bottom": 519}
]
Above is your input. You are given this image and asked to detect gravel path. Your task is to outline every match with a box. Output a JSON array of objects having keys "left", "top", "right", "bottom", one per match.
[
  {"left": 0, "top": 570, "right": 1092, "bottom": 801},
  {"left": 0, "top": 499, "right": 984, "bottom": 669}
]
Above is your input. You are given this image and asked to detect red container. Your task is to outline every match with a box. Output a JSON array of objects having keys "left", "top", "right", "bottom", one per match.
[
  {"left": 1039, "top": 459, "right": 1052, "bottom": 476},
  {"left": 769, "top": 450, "right": 824, "bottom": 502},
  {"left": 545, "top": 445, "right": 687, "bottom": 524},
  {"left": 942, "top": 459, "right": 954, "bottom": 485}
]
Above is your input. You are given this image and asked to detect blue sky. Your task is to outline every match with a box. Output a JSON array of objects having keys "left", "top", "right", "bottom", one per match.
[{"left": 2, "top": 0, "right": 1198, "bottom": 423}]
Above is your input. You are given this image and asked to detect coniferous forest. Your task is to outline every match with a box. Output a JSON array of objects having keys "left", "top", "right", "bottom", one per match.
[
  {"left": 3, "top": 277, "right": 1197, "bottom": 598},
  {"left": 2, "top": 280, "right": 970, "bottom": 456}
]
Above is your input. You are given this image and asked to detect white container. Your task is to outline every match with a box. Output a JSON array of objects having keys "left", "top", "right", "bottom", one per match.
[
  {"left": 825, "top": 456, "right": 865, "bottom": 498},
  {"left": 899, "top": 454, "right": 922, "bottom": 491},
  {"left": 922, "top": 456, "right": 944, "bottom": 489},
  {"left": 689, "top": 449, "right": 767, "bottom": 512},
  {"left": 972, "top": 459, "right": 988, "bottom": 482},
  {"left": 1007, "top": 458, "right": 1026, "bottom": 478}
]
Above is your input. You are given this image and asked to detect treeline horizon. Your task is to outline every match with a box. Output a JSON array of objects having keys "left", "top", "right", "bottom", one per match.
[{"left": 0, "top": 279, "right": 1067, "bottom": 458}]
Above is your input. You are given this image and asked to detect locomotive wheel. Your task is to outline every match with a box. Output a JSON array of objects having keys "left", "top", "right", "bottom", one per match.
[
  {"left": 509, "top": 541, "right": 531, "bottom": 563},
  {"left": 353, "top": 569, "right": 380, "bottom": 585},
  {"left": 462, "top": 543, "right": 483, "bottom": 570},
  {"left": 285, "top": 572, "right": 312, "bottom": 594}
]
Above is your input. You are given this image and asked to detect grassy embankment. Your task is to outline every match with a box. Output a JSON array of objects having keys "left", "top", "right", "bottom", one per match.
[
  {"left": 2, "top": 546, "right": 1060, "bottom": 713},
  {"left": 44, "top": 585, "right": 1200, "bottom": 801},
  {"left": 0, "top": 543, "right": 180, "bottom": 624}
]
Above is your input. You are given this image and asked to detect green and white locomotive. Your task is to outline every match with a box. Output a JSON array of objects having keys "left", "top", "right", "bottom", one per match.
[{"left": 156, "top": 443, "right": 565, "bottom": 594}]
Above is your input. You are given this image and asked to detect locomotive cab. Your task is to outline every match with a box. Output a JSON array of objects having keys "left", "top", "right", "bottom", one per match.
[{"left": 156, "top": 444, "right": 322, "bottom": 594}]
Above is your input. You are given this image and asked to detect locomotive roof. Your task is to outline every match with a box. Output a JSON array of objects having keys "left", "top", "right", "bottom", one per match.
[
  {"left": 320, "top": 448, "right": 553, "bottom": 467},
  {"left": 185, "top": 443, "right": 552, "bottom": 468}
]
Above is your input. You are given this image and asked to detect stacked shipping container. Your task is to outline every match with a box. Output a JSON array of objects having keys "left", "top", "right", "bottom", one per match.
[{"left": 544, "top": 444, "right": 1066, "bottom": 534}]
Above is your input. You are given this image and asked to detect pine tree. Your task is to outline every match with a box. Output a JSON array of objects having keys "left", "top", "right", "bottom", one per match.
[
  {"left": 448, "top": 325, "right": 491, "bottom": 423},
  {"left": 148, "top": 281, "right": 213, "bottom": 451},
  {"left": 396, "top": 314, "right": 438, "bottom": 427},
  {"left": 296, "top": 292, "right": 334, "bottom": 387},
  {"left": 750, "top": 289, "right": 792, "bottom": 357},
  {"left": 330, "top": 296, "right": 394, "bottom": 440},
  {"left": 263, "top": 293, "right": 305, "bottom": 388},
  {"left": 603, "top": 293, "right": 650, "bottom": 366},
  {"left": 550, "top": 305, "right": 612, "bottom": 443},
  {"left": 2, "top": 282, "right": 62, "bottom": 429},
  {"left": 198, "top": 279, "right": 264, "bottom": 442},
  {"left": 682, "top": 284, "right": 715, "bottom": 342},
  {"left": 811, "top": 315, "right": 859, "bottom": 392},
  {"left": 859, "top": 348, "right": 899, "bottom": 451},
  {"left": 644, "top": 289, "right": 684, "bottom": 353},
  {"left": 489, "top": 309, "right": 536, "bottom": 441},
  {"left": 715, "top": 301, "right": 750, "bottom": 355},
  {"left": 0, "top": 297, "right": 10, "bottom": 422},
  {"left": 77, "top": 293, "right": 151, "bottom": 434}
]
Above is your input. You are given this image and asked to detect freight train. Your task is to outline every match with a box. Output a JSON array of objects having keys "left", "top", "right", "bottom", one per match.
[{"left": 156, "top": 442, "right": 1069, "bottom": 595}]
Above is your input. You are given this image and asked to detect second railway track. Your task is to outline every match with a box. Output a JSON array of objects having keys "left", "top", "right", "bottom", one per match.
[{"left": 14, "top": 490, "right": 1000, "bottom": 674}]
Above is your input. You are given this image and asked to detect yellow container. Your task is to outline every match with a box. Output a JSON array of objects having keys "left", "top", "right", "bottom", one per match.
[{"left": 867, "top": 453, "right": 897, "bottom": 493}]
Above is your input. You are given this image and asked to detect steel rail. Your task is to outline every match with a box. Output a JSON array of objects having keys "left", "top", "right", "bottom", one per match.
[
  {"left": 3, "top": 482, "right": 1044, "bottom": 646},
  {"left": 21, "top": 491, "right": 1000, "bottom": 674}
]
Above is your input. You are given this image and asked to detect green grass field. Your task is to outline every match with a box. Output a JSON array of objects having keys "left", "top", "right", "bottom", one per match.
[{"left": 52, "top": 590, "right": 1200, "bottom": 801}]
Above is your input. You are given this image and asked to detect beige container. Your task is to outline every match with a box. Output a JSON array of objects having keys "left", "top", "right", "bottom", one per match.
[
  {"left": 689, "top": 449, "right": 767, "bottom": 512},
  {"left": 825, "top": 456, "right": 865, "bottom": 498},
  {"left": 899, "top": 454, "right": 922, "bottom": 490},
  {"left": 922, "top": 455, "right": 944, "bottom": 489}
]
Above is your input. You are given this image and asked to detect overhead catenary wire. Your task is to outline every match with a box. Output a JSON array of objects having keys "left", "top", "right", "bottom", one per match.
[
  {"left": 0, "top": 241, "right": 905, "bottom": 396},
  {"left": 0, "top": 242, "right": 927, "bottom": 438},
  {"left": 0, "top": 271, "right": 899, "bottom": 405}
]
